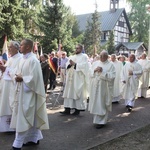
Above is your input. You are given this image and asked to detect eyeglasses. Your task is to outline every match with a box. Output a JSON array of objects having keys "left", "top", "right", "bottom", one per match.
[{"left": 76, "top": 47, "right": 80, "bottom": 49}]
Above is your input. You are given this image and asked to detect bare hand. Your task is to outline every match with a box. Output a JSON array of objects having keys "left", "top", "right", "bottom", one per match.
[
  {"left": 69, "top": 60, "right": 76, "bottom": 66},
  {"left": 0, "top": 65, "right": 6, "bottom": 72},
  {"left": 129, "top": 70, "right": 133, "bottom": 75},
  {"left": 94, "top": 67, "right": 103, "bottom": 73},
  {"left": 15, "top": 75, "right": 23, "bottom": 82}
]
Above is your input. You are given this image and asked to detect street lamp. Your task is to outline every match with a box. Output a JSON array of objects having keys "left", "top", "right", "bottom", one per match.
[{"left": 147, "top": 6, "right": 150, "bottom": 57}]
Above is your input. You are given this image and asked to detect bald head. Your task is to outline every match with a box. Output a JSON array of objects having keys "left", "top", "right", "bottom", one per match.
[
  {"left": 129, "top": 54, "right": 135, "bottom": 62},
  {"left": 100, "top": 50, "right": 108, "bottom": 62},
  {"left": 111, "top": 54, "right": 116, "bottom": 62},
  {"left": 20, "top": 39, "right": 33, "bottom": 54}
]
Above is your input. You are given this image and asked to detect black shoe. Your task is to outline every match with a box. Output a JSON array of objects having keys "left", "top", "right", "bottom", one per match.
[
  {"left": 126, "top": 105, "right": 131, "bottom": 108},
  {"left": 95, "top": 124, "right": 105, "bottom": 129},
  {"left": 12, "top": 147, "right": 21, "bottom": 150},
  {"left": 52, "top": 85, "right": 56, "bottom": 90},
  {"left": 72, "top": 109, "right": 80, "bottom": 115},
  {"left": 60, "top": 108, "right": 70, "bottom": 115},
  {"left": 23, "top": 140, "right": 39, "bottom": 146},
  {"left": 112, "top": 101, "right": 119, "bottom": 104},
  {"left": 60, "top": 111, "right": 70, "bottom": 115},
  {"left": 127, "top": 106, "right": 132, "bottom": 112},
  {"left": 6, "top": 131, "right": 15, "bottom": 135}
]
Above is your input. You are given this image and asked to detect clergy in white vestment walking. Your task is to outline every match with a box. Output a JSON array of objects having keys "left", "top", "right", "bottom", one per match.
[
  {"left": 88, "top": 51, "right": 116, "bottom": 129},
  {"left": 61, "top": 44, "right": 89, "bottom": 115},
  {"left": 0, "top": 41, "right": 22, "bottom": 132},
  {"left": 10, "top": 39, "right": 49, "bottom": 150},
  {"left": 121, "top": 54, "right": 143, "bottom": 112},
  {"left": 138, "top": 53, "right": 150, "bottom": 98},
  {"left": 110, "top": 54, "right": 123, "bottom": 103}
]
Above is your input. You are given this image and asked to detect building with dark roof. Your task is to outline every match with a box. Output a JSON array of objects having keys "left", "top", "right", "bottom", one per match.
[
  {"left": 76, "top": 0, "right": 147, "bottom": 56},
  {"left": 77, "top": 8, "right": 132, "bottom": 45},
  {"left": 116, "top": 42, "right": 147, "bottom": 58}
]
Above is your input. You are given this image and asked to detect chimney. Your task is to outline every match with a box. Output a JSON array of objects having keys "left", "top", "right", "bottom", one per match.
[{"left": 110, "top": 0, "right": 119, "bottom": 13}]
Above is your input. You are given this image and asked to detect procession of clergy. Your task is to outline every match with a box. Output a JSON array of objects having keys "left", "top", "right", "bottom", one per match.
[{"left": 0, "top": 39, "right": 150, "bottom": 149}]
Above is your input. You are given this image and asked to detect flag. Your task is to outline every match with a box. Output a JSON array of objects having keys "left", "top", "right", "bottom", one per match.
[
  {"left": 57, "top": 43, "right": 63, "bottom": 58},
  {"left": 48, "top": 57, "right": 57, "bottom": 74},
  {"left": 82, "top": 45, "right": 85, "bottom": 53},
  {"left": 33, "top": 42, "right": 39, "bottom": 59},
  {"left": 40, "top": 46, "right": 43, "bottom": 56},
  {"left": 2, "top": 35, "right": 8, "bottom": 61},
  {"left": 33, "top": 42, "right": 38, "bottom": 52}
]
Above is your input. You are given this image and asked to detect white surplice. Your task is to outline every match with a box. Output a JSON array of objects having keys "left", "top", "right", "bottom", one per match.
[
  {"left": 88, "top": 60, "right": 115, "bottom": 124},
  {"left": 0, "top": 53, "right": 22, "bottom": 132},
  {"left": 138, "top": 59, "right": 150, "bottom": 98},
  {"left": 62, "top": 53, "right": 89, "bottom": 110},
  {"left": 121, "top": 61, "right": 143, "bottom": 107},
  {"left": 111, "top": 60, "right": 123, "bottom": 102}
]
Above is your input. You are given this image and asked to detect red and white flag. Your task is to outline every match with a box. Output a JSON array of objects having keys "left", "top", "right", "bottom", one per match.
[
  {"left": 33, "top": 42, "right": 39, "bottom": 59},
  {"left": 2, "top": 35, "right": 8, "bottom": 61}
]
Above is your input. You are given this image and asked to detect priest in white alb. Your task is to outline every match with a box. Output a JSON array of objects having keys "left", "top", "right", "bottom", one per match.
[
  {"left": 88, "top": 51, "right": 116, "bottom": 129},
  {"left": 121, "top": 54, "right": 143, "bottom": 112},
  {"left": 0, "top": 41, "right": 22, "bottom": 132},
  {"left": 61, "top": 44, "right": 89, "bottom": 115},
  {"left": 110, "top": 54, "right": 123, "bottom": 103},
  {"left": 138, "top": 53, "right": 150, "bottom": 98},
  {"left": 10, "top": 39, "right": 49, "bottom": 150}
]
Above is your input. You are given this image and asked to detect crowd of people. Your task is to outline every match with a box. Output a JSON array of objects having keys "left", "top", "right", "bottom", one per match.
[{"left": 0, "top": 40, "right": 150, "bottom": 149}]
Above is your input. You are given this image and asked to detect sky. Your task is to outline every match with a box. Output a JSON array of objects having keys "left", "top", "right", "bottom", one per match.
[{"left": 63, "top": 0, "right": 130, "bottom": 15}]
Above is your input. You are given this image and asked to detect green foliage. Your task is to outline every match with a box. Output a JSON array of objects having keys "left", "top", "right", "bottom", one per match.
[
  {"left": 0, "top": 0, "right": 25, "bottom": 50},
  {"left": 83, "top": 8, "right": 101, "bottom": 55},
  {"left": 127, "top": 0, "right": 149, "bottom": 46},
  {"left": 21, "top": 0, "right": 42, "bottom": 38},
  {"left": 107, "top": 30, "right": 115, "bottom": 54},
  {"left": 72, "top": 17, "right": 82, "bottom": 38},
  {"left": 0, "top": 0, "right": 90, "bottom": 55},
  {"left": 36, "top": 0, "right": 76, "bottom": 54}
]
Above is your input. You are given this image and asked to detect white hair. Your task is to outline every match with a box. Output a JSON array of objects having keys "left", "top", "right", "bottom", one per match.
[
  {"left": 10, "top": 41, "right": 20, "bottom": 51},
  {"left": 100, "top": 50, "right": 108, "bottom": 56}
]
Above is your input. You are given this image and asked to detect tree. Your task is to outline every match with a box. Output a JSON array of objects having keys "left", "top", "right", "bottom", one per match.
[
  {"left": 107, "top": 30, "right": 115, "bottom": 54},
  {"left": 37, "top": 0, "right": 75, "bottom": 54},
  {"left": 72, "top": 17, "right": 82, "bottom": 38},
  {"left": 21, "top": 0, "right": 42, "bottom": 37},
  {"left": 0, "top": 0, "right": 24, "bottom": 41},
  {"left": 83, "top": 4, "right": 101, "bottom": 55},
  {"left": 127, "top": 0, "right": 149, "bottom": 45}
]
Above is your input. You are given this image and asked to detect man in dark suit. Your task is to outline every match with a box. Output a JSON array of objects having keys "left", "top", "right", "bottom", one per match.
[{"left": 40, "top": 54, "right": 50, "bottom": 92}]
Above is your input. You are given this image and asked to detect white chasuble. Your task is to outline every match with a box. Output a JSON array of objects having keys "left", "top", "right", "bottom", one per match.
[
  {"left": 112, "top": 60, "right": 123, "bottom": 102},
  {"left": 88, "top": 60, "right": 116, "bottom": 115},
  {"left": 138, "top": 59, "right": 150, "bottom": 97},
  {"left": 63, "top": 53, "right": 89, "bottom": 110},
  {"left": 10, "top": 52, "right": 49, "bottom": 132},
  {"left": 0, "top": 53, "right": 22, "bottom": 132},
  {"left": 121, "top": 61, "right": 142, "bottom": 105}
]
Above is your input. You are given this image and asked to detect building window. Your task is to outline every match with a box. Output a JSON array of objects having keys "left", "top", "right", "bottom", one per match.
[
  {"left": 118, "top": 21, "right": 124, "bottom": 27},
  {"left": 101, "top": 32, "right": 106, "bottom": 40}
]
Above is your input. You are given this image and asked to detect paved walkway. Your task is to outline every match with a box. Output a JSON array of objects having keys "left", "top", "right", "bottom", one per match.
[{"left": 1, "top": 85, "right": 150, "bottom": 150}]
